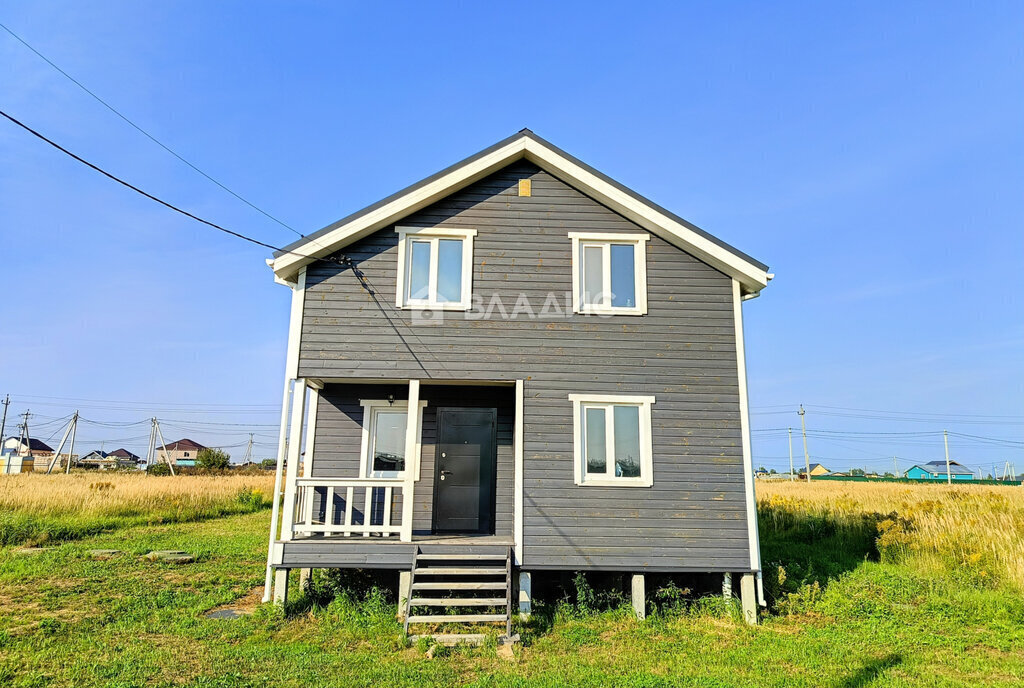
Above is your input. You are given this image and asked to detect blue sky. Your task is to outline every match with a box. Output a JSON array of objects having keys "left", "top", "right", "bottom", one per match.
[{"left": 1, "top": 1, "right": 1021, "bottom": 473}]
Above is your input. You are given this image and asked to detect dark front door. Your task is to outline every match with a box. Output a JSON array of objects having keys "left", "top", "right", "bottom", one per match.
[{"left": 432, "top": 407, "right": 497, "bottom": 534}]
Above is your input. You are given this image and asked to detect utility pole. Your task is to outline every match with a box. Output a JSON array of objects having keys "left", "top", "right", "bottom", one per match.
[
  {"left": 894, "top": 456, "right": 899, "bottom": 478},
  {"left": 64, "top": 411, "right": 78, "bottom": 474},
  {"left": 243, "top": 433, "right": 254, "bottom": 465},
  {"left": 0, "top": 394, "right": 9, "bottom": 445},
  {"left": 45, "top": 412, "right": 79, "bottom": 474},
  {"left": 153, "top": 418, "right": 176, "bottom": 476},
  {"left": 146, "top": 418, "right": 157, "bottom": 471},
  {"left": 787, "top": 427, "right": 795, "bottom": 481},
  {"left": 943, "top": 430, "right": 952, "bottom": 485},
  {"left": 798, "top": 405, "right": 811, "bottom": 482},
  {"left": 18, "top": 411, "right": 32, "bottom": 461}
]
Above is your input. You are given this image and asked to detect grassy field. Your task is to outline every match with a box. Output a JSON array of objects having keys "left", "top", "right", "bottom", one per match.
[
  {"left": 0, "top": 473, "right": 274, "bottom": 547},
  {"left": 1, "top": 475, "right": 1022, "bottom": 687}
]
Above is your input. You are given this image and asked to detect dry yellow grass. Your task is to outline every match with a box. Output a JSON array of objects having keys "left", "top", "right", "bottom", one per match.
[
  {"left": 759, "top": 480, "right": 1024, "bottom": 590},
  {"left": 0, "top": 472, "right": 276, "bottom": 546},
  {"left": 0, "top": 472, "right": 275, "bottom": 516}
]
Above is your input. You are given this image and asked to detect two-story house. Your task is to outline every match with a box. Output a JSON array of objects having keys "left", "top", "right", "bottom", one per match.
[
  {"left": 262, "top": 130, "right": 771, "bottom": 642},
  {"left": 154, "top": 438, "right": 205, "bottom": 467}
]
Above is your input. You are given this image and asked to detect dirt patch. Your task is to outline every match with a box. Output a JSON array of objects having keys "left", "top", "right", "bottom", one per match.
[{"left": 205, "top": 586, "right": 264, "bottom": 618}]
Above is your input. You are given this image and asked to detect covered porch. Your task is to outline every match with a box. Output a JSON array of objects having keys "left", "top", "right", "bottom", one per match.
[{"left": 265, "top": 377, "right": 525, "bottom": 599}]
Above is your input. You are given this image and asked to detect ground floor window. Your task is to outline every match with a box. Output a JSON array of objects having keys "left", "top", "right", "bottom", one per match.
[
  {"left": 568, "top": 393, "right": 655, "bottom": 486},
  {"left": 358, "top": 399, "right": 427, "bottom": 479}
]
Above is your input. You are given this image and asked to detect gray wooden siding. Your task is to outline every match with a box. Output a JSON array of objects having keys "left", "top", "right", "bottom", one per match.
[
  {"left": 300, "top": 160, "right": 751, "bottom": 572},
  {"left": 310, "top": 383, "right": 515, "bottom": 537}
]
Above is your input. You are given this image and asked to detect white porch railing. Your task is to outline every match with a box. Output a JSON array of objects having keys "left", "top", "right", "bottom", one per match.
[{"left": 291, "top": 477, "right": 406, "bottom": 539}]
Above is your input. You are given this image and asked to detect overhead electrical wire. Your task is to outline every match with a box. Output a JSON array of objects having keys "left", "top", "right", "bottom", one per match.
[
  {"left": 14, "top": 393, "right": 280, "bottom": 408},
  {"left": 0, "top": 21, "right": 303, "bottom": 238},
  {"left": 0, "top": 108, "right": 441, "bottom": 377},
  {"left": 0, "top": 109, "right": 311, "bottom": 257}
]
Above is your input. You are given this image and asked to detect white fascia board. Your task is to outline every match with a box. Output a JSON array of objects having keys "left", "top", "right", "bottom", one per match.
[
  {"left": 522, "top": 139, "right": 769, "bottom": 294},
  {"left": 270, "top": 133, "right": 768, "bottom": 294},
  {"left": 270, "top": 138, "right": 528, "bottom": 281}
]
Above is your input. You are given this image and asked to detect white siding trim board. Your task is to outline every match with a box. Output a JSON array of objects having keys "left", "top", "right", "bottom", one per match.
[
  {"left": 732, "top": 279, "right": 764, "bottom": 604},
  {"left": 514, "top": 379, "right": 524, "bottom": 565}
]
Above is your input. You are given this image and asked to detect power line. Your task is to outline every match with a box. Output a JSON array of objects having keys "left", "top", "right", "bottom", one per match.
[
  {"left": 12, "top": 393, "right": 280, "bottom": 408},
  {"left": 0, "top": 108, "right": 303, "bottom": 256},
  {"left": 807, "top": 403, "right": 1022, "bottom": 420},
  {"left": 0, "top": 108, "right": 439, "bottom": 377},
  {"left": 0, "top": 21, "right": 303, "bottom": 238}
]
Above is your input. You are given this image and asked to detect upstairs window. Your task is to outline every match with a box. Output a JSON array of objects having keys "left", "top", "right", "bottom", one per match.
[
  {"left": 569, "top": 394, "right": 655, "bottom": 487},
  {"left": 395, "top": 227, "right": 477, "bottom": 310},
  {"left": 568, "top": 232, "right": 649, "bottom": 315}
]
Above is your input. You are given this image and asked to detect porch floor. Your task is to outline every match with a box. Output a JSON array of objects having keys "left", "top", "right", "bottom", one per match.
[
  {"left": 292, "top": 533, "right": 513, "bottom": 545},
  {"left": 277, "top": 533, "right": 514, "bottom": 569}
]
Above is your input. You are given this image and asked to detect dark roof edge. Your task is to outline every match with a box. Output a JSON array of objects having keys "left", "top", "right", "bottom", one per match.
[
  {"left": 274, "top": 128, "right": 768, "bottom": 274},
  {"left": 517, "top": 130, "right": 768, "bottom": 272},
  {"left": 273, "top": 129, "right": 531, "bottom": 258}
]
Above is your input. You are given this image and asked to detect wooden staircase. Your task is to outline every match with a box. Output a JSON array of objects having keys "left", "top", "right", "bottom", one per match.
[{"left": 403, "top": 545, "right": 513, "bottom": 646}]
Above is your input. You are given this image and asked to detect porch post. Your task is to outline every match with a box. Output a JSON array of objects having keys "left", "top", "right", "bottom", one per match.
[
  {"left": 273, "top": 568, "right": 290, "bottom": 606},
  {"left": 631, "top": 574, "right": 646, "bottom": 620},
  {"left": 279, "top": 380, "right": 308, "bottom": 542},
  {"left": 299, "top": 385, "right": 320, "bottom": 584},
  {"left": 518, "top": 571, "right": 532, "bottom": 620},
  {"left": 398, "top": 570, "right": 412, "bottom": 620},
  {"left": 401, "top": 380, "right": 420, "bottom": 542},
  {"left": 514, "top": 379, "right": 524, "bottom": 566},
  {"left": 740, "top": 573, "right": 757, "bottom": 625},
  {"left": 262, "top": 267, "right": 306, "bottom": 604}
]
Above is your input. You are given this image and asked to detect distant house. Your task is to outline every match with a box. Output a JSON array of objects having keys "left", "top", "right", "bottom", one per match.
[
  {"left": 2, "top": 436, "right": 55, "bottom": 471},
  {"left": 2, "top": 436, "right": 53, "bottom": 456},
  {"left": 109, "top": 448, "right": 141, "bottom": 465},
  {"left": 800, "top": 463, "right": 830, "bottom": 477},
  {"left": 905, "top": 460, "right": 975, "bottom": 481},
  {"left": 155, "top": 438, "right": 206, "bottom": 467},
  {"left": 78, "top": 450, "right": 111, "bottom": 468},
  {"left": 78, "top": 449, "right": 140, "bottom": 470}
]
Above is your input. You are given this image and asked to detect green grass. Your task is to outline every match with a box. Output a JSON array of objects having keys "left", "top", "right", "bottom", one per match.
[
  {"left": 0, "top": 475, "right": 272, "bottom": 547},
  {"left": 1, "top": 509, "right": 1022, "bottom": 687},
  {"left": 0, "top": 493, "right": 268, "bottom": 548}
]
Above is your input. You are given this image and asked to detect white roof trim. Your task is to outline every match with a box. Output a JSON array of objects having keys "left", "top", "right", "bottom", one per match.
[{"left": 269, "top": 133, "right": 769, "bottom": 293}]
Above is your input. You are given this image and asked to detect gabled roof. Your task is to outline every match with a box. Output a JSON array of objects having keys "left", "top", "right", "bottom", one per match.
[
  {"left": 5, "top": 437, "right": 54, "bottom": 452},
  {"left": 268, "top": 130, "right": 771, "bottom": 294},
  {"left": 918, "top": 460, "right": 974, "bottom": 475},
  {"left": 163, "top": 438, "right": 205, "bottom": 451},
  {"left": 109, "top": 448, "right": 140, "bottom": 460}
]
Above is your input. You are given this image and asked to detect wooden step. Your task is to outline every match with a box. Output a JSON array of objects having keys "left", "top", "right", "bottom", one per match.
[
  {"left": 409, "top": 633, "right": 487, "bottom": 647},
  {"left": 415, "top": 553, "right": 507, "bottom": 561},
  {"left": 414, "top": 567, "right": 506, "bottom": 575},
  {"left": 407, "top": 613, "right": 507, "bottom": 624},
  {"left": 411, "top": 597, "right": 506, "bottom": 606},
  {"left": 412, "top": 581, "right": 505, "bottom": 591}
]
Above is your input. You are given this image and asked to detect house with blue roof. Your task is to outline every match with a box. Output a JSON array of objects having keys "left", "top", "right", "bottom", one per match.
[{"left": 904, "top": 460, "right": 975, "bottom": 481}]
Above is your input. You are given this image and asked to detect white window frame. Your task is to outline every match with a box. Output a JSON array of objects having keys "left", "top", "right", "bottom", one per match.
[
  {"left": 358, "top": 399, "right": 428, "bottom": 480},
  {"left": 395, "top": 226, "right": 477, "bottom": 310},
  {"left": 568, "top": 393, "right": 655, "bottom": 487},
  {"left": 568, "top": 232, "right": 649, "bottom": 316}
]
